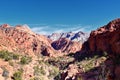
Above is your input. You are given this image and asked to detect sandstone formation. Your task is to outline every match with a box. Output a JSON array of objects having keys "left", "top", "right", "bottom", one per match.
[
  {"left": 89, "top": 18, "right": 120, "bottom": 54},
  {"left": 0, "top": 24, "right": 56, "bottom": 57},
  {"left": 88, "top": 18, "right": 120, "bottom": 80},
  {"left": 49, "top": 31, "right": 89, "bottom": 54},
  {"left": 51, "top": 38, "right": 82, "bottom": 54}
]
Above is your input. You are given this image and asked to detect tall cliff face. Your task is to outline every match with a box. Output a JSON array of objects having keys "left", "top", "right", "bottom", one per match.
[
  {"left": 88, "top": 18, "right": 120, "bottom": 80},
  {"left": 0, "top": 24, "right": 57, "bottom": 56},
  {"left": 48, "top": 31, "right": 89, "bottom": 54},
  {"left": 89, "top": 18, "right": 120, "bottom": 54},
  {"left": 51, "top": 38, "right": 82, "bottom": 54}
]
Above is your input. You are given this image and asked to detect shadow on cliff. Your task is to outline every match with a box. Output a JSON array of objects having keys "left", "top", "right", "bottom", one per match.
[
  {"left": 73, "top": 41, "right": 115, "bottom": 80},
  {"left": 68, "top": 41, "right": 106, "bottom": 62}
]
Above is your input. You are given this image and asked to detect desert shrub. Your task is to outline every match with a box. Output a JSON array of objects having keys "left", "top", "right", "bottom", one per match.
[
  {"left": 13, "top": 69, "right": 23, "bottom": 80},
  {"left": 9, "top": 60, "right": 14, "bottom": 66},
  {"left": 0, "top": 50, "right": 12, "bottom": 61},
  {"left": 33, "top": 65, "right": 46, "bottom": 76},
  {"left": 47, "top": 56, "right": 74, "bottom": 70},
  {"left": 0, "top": 50, "right": 19, "bottom": 61},
  {"left": 31, "top": 76, "right": 44, "bottom": 80},
  {"left": 20, "top": 56, "right": 32, "bottom": 65},
  {"left": 49, "top": 66, "right": 59, "bottom": 78},
  {"left": 13, "top": 54, "right": 19, "bottom": 60},
  {"left": 76, "top": 56, "right": 99, "bottom": 72},
  {"left": 54, "top": 72, "right": 61, "bottom": 80}
]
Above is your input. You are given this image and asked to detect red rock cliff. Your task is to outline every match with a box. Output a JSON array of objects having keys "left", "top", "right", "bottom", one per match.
[
  {"left": 88, "top": 18, "right": 120, "bottom": 80},
  {"left": 0, "top": 24, "right": 57, "bottom": 56},
  {"left": 89, "top": 18, "right": 120, "bottom": 54}
]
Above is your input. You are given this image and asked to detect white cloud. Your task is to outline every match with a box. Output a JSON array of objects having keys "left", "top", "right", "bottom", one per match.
[
  {"left": 29, "top": 24, "right": 92, "bottom": 35},
  {"left": 54, "top": 29, "right": 64, "bottom": 33},
  {"left": 30, "top": 26, "right": 50, "bottom": 35}
]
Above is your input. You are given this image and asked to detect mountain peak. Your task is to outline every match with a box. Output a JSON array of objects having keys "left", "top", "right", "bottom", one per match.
[{"left": 48, "top": 31, "right": 89, "bottom": 43}]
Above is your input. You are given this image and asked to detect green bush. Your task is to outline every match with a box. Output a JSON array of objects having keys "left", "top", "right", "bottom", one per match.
[
  {"left": 31, "top": 76, "right": 44, "bottom": 80},
  {"left": 20, "top": 56, "right": 32, "bottom": 65},
  {"left": 13, "top": 54, "right": 19, "bottom": 60},
  {"left": 49, "top": 66, "right": 59, "bottom": 78},
  {"left": 76, "top": 56, "right": 97, "bottom": 72},
  {"left": 47, "top": 56, "right": 74, "bottom": 70},
  {"left": 0, "top": 50, "right": 19, "bottom": 61},
  {"left": 9, "top": 61, "right": 14, "bottom": 66},
  {"left": 0, "top": 50, "right": 12, "bottom": 61},
  {"left": 13, "top": 69, "right": 23, "bottom": 80},
  {"left": 33, "top": 65, "right": 46, "bottom": 76},
  {"left": 54, "top": 72, "right": 61, "bottom": 80}
]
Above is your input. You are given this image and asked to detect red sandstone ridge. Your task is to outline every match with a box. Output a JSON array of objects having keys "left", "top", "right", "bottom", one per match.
[
  {"left": 51, "top": 38, "right": 82, "bottom": 54},
  {"left": 89, "top": 18, "right": 120, "bottom": 54},
  {"left": 0, "top": 24, "right": 57, "bottom": 57},
  {"left": 88, "top": 18, "right": 120, "bottom": 80}
]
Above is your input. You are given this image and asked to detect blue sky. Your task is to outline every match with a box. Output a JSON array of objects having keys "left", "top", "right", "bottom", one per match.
[{"left": 0, "top": 0, "right": 120, "bottom": 34}]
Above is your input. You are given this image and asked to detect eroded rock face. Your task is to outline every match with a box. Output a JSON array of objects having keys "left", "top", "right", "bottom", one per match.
[
  {"left": 48, "top": 31, "right": 89, "bottom": 43},
  {"left": 89, "top": 18, "right": 120, "bottom": 54},
  {"left": 0, "top": 24, "right": 56, "bottom": 56},
  {"left": 51, "top": 38, "right": 82, "bottom": 54},
  {"left": 88, "top": 18, "right": 120, "bottom": 80},
  {"left": 61, "top": 64, "right": 82, "bottom": 80}
]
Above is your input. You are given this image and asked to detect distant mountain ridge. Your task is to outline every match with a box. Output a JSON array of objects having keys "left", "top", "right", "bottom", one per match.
[{"left": 47, "top": 31, "right": 89, "bottom": 43}]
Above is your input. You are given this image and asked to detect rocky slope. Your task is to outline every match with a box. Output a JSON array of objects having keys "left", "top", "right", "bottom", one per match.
[
  {"left": 0, "top": 24, "right": 62, "bottom": 80},
  {"left": 60, "top": 18, "right": 120, "bottom": 80},
  {"left": 48, "top": 31, "right": 89, "bottom": 43},
  {"left": 89, "top": 18, "right": 120, "bottom": 54},
  {"left": 48, "top": 31, "right": 89, "bottom": 54},
  {"left": 51, "top": 38, "right": 82, "bottom": 54},
  {"left": 0, "top": 24, "right": 57, "bottom": 57},
  {"left": 88, "top": 18, "right": 120, "bottom": 80}
]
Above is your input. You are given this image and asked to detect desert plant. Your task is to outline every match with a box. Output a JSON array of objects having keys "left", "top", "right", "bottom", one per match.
[
  {"left": 47, "top": 56, "right": 74, "bottom": 70},
  {"left": 13, "top": 69, "right": 23, "bottom": 80},
  {"left": 13, "top": 54, "right": 19, "bottom": 60},
  {"left": 9, "top": 60, "right": 14, "bottom": 66},
  {"left": 33, "top": 65, "right": 46, "bottom": 76},
  {"left": 0, "top": 50, "right": 12, "bottom": 61},
  {"left": 32, "top": 76, "right": 44, "bottom": 80},
  {"left": 54, "top": 72, "right": 61, "bottom": 80},
  {"left": 20, "top": 56, "right": 32, "bottom": 65},
  {"left": 0, "top": 50, "right": 20, "bottom": 61},
  {"left": 49, "top": 66, "right": 59, "bottom": 78}
]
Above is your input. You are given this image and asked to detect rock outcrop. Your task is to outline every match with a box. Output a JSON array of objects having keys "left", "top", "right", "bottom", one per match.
[
  {"left": 49, "top": 31, "right": 88, "bottom": 54},
  {"left": 89, "top": 18, "right": 120, "bottom": 54},
  {"left": 51, "top": 38, "right": 82, "bottom": 54},
  {"left": 88, "top": 18, "right": 120, "bottom": 80},
  {"left": 0, "top": 24, "right": 56, "bottom": 56}
]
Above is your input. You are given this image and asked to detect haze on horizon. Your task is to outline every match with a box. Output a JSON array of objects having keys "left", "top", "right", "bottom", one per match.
[{"left": 0, "top": 0, "right": 120, "bottom": 34}]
